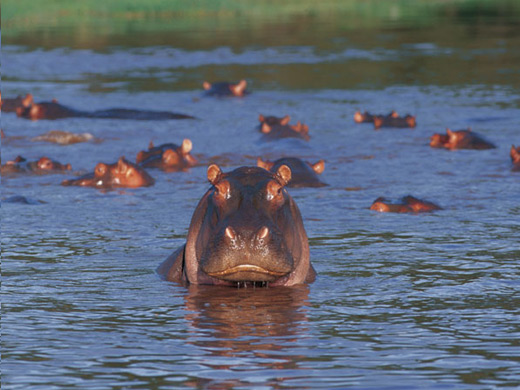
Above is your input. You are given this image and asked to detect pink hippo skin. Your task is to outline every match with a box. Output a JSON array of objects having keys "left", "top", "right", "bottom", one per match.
[
  {"left": 430, "top": 128, "right": 496, "bottom": 150},
  {"left": 1, "top": 156, "right": 71, "bottom": 175},
  {"left": 0, "top": 93, "right": 34, "bottom": 113},
  {"left": 370, "top": 196, "right": 442, "bottom": 213},
  {"left": 61, "top": 157, "right": 154, "bottom": 189},
  {"left": 257, "top": 157, "right": 327, "bottom": 188},
  {"left": 260, "top": 122, "right": 310, "bottom": 141},
  {"left": 137, "top": 139, "right": 198, "bottom": 172},
  {"left": 156, "top": 164, "right": 316, "bottom": 286},
  {"left": 511, "top": 145, "right": 520, "bottom": 172},
  {"left": 202, "top": 80, "right": 248, "bottom": 97}
]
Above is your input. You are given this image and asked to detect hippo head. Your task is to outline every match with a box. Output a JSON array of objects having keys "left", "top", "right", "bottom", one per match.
[
  {"left": 105, "top": 157, "right": 154, "bottom": 188},
  {"left": 430, "top": 133, "right": 450, "bottom": 148},
  {"left": 162, "top": 139, "right": 198, "bottom": 169},
  {"left": 183, "top": 164, "right": 315, "bottom": 286},
  {"left": 36, "top": 157, "right": 72, "bottom": 171}
]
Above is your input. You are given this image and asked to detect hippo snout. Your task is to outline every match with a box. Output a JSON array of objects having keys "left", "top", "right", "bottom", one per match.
[{"left": 201, "top": 224, "right": 293, "bottom": 282}]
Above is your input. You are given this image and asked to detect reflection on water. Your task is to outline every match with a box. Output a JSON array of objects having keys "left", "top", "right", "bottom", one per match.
[{"left": 2, "top": 2, "right": 520, "bottom": 389}]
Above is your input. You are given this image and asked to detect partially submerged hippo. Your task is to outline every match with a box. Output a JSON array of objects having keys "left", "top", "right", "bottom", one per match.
[
  {"left": 17, "top": 100, "right": 194, "bottom": 121},
  {"left": 260, "top": 122, "right": 310, "bottom": 141},
  {"left": 257, "top": 157, "right": 327, "bottom": 188},
  {"left": 157, "top": 164, "right": 316, "bottom": 286},
  {"left": 257, "top": 114, "right": 291, "bottom": 130},
  {"left": 354, "top": 110, "right": 416, "bottom": 129},
  {"left": 136, "top": 139, "right": 198, "bottom": 172},
  {"left": 1, "top": 93, "right": 33, "bottom": 112},
  {"left": 370, "top": 196, "right": 442, "bottom": 213},
  {"left": 511, "top": 145, "right": 520, "bottom": 171},
  {"left": 1, "top": 155, "right": 72, "bottom": 175},
  {"left": 202, "top": 80, "right": 248, "bottom": 97},
  {"left": 62, "top": 157, "right": 154, "bottom": 189},
  {"left": 430, "top": 128, "right": 496, "bottom": 150}
]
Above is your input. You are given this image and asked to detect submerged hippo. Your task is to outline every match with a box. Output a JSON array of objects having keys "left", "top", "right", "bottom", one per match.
[
  {"left": 1, "top": 155, "right": 72, "bottom": 175},
  {"left": 370, "top": 196, "right": 442, "bottom": 213},
  {"left": 62, "top": 157, "right": 154, "bottom": 189},
  {"left": 16, "top": 100, "right": 194, "bottom": 121},
  {"left": 1, "top": 93, "right": 33, "bottom": 112},
  {"left": 257, "top": 114, "right": 291, "bottom": 130},
  {"left": 511, "top": 145, "right": 520, "bottom": 171},
  {"left": 157, "top": 164, "right": 316, "bottom": 286},
  {"left": 136, "top": 139, "right": 198, "bottom": 172},
  {"left": 354, "top": 110, "right": 416, "bottom": 129},
  {"left": 202, "top": 80, "right": 248, "bottom": 97},
  {"left": 260, "top": 122, "right": 310, "bottom": 142},
  {"left": 257, "top": 157, "right": 327, "bottom": 188},
  {"left": 430, "top": 128, "right": 496, "bottom": 150}
]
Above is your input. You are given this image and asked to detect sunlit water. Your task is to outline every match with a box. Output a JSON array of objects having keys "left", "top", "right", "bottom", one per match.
[{"left": 2, "top": 19, "right": 520, "bottom": 389}]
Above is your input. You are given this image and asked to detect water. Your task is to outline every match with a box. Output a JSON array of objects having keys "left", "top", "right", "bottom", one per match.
[{"left": 2, "top": 8, "right": 520, "bottom": 389}]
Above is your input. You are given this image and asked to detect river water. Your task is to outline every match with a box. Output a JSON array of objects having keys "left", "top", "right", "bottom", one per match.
[{"left": 2, "top": 8, "right": 520, "bottom": 389}]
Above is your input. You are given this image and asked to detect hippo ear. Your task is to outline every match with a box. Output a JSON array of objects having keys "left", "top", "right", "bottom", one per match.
[
  {"left": 281, "top": 115, "right": 291, "bottom": 125},
  {"left": 65, "top": 163, "right": 72, "bottom": 171},
  {"left": 511, "top": 145, "right": 520, "bottom": 160},
  {"left": 276, "top": 164, "right": 292, "bottom": 186},
  {"left": 312, "top": 160, "right": 325, "bottom": 174},
  {"left": 181, "top": 138, "right": 193, "bottom": 154},
  {"left": 261, "top": 123, "right": 272, "bottom": 134},
  {"left": 446, "top": 128, "right": 453, "bottom": 136},
  {"left": 256, "top": 157, "right": 273, "bottom": 171},
  {"left": 23, "top": 93, "right": 34, "bottom": 106},
  {"left": 259, "top": 114, "right": 265, "bottom": 122},
  {"left": 118, "top": 157, "right": 128, "bottom": 173},
  {"left": 232, "top": 79, "right": 247, "bottom": 96},
  {"left": 390, "top": 110, "right": 399, "bottom": 118},
  {"left": 207, "top": 164, "right": 222, "bottom": 185},
  {"left": 202, "top": 81, "right": 211, "bottom": 90}
]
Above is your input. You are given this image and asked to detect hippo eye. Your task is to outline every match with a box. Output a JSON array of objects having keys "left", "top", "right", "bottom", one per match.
[
  {"left": 266, "top": 181, "right": 283, "bottom": 201},
  {"left": 214, "top": 180, "right": 231, "bottom": 200}
]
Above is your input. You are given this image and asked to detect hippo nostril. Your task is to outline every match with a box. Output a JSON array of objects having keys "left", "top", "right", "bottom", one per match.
[
  {"left": 225, "top": 226, "right": 237, "bottom": 240},
  {"left": 256, "top": 226, "right": 269, "bottom": 241}
]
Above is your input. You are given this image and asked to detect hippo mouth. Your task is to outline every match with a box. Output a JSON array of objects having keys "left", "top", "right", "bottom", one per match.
[{"left": 205, "top": 264, "right": 289, "bottom": 282}]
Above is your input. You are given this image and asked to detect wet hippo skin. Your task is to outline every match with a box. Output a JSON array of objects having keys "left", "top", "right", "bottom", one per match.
[
  {"left": 430, "top": 128, "right": 496, "bottom": 150},
  {"left": 136, "top": 139, "right": 198, "bottom": 172},
  {"left": 354, "top": 110, "right": 416, "bottom": 129},
  {"left": 157, "top": 164, "right": 316, "bottom": 286},
  {"left": 260, "top": 122, "right": 310, "bottom": 141},
  {"left": 370, "top": 196, "right": 442, "bottom": 213},
  {"left": 61, "top": 157, "right": 154, "bottom": 189},
  {"left": 16, "top": 100, "right": 194, "bottom": 120},
  {"left": 202, "top": 80, "right": 248, "bottom": 97},
  {"left": 1, "top": 156, "right": 72, "bottom": 175},
  {"left": 257, "top": 157, "right": 327, "bottom": 188},
  {"left": 0, "top": 93, "right": 34, "bottom": 112}
]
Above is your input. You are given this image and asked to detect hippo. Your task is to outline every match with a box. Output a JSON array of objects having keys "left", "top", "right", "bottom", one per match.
[
  {"left": 257, "top": 114, "right": 291, "bottom": 131},
  {"left": 257, "top": 157, "right": 327, "bottom": 188},
  {"left": 354, "top": 110, "right": 416, "bottom": 129},
  {"left": 157, "top": 164, "right": 316, "bottom": 286},
  {"left": 61, "top": 157, "right": 154, "bottom": 189},
  {"left": 1, "top": 93, "right": 33, "bottom": 112},
  {"left": 429, "top": 128, "right": 496, "bottom": 150},
  {"left": 202, "top": 80, "right": 248, "bottom": 97},
  {"left": 370, "top": 196, "right": 442, "bottom": 213},
  {"left": 136, "top": 139, "right": 198, "bottom": 172},
  {"left": 511, "top": 145, "right": 520, "bottom": 171},
  {"left": 16, "top": 100, "right": 194, "bottom": 121},
  {"left": 260, "top": 122, "right": 310, "bottom": 142},
  {"left": 1, "top": 155, "right": 72, "bottom": 175}
]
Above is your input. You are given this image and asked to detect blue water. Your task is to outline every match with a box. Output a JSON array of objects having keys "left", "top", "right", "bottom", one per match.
[{"left": 2, "top": 18, "right": 520, "bottom": 390}]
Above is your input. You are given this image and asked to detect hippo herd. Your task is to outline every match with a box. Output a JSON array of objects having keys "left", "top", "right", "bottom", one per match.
[{"left": 2, "top": 81, "right": 518, "bottom": 287}]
